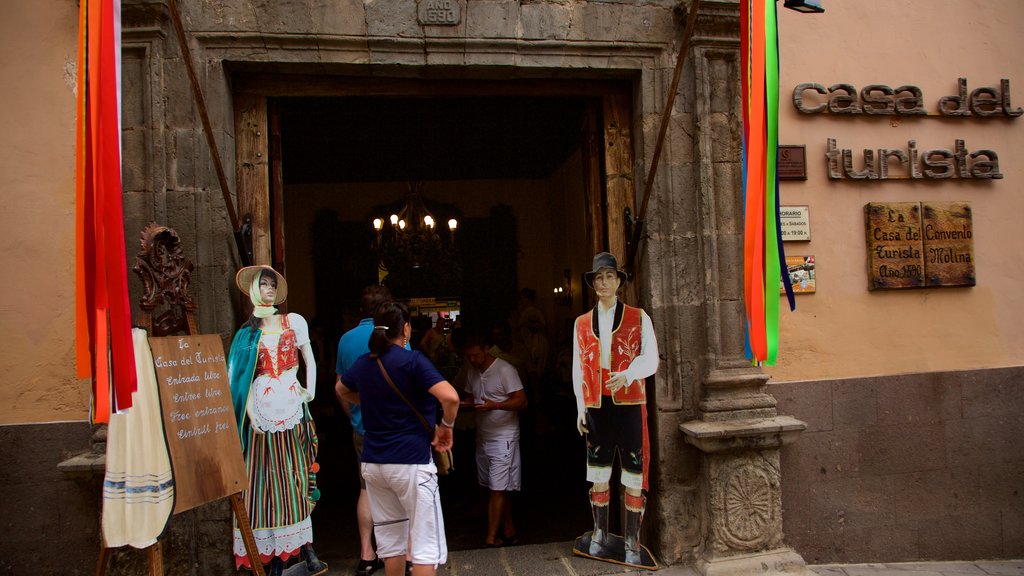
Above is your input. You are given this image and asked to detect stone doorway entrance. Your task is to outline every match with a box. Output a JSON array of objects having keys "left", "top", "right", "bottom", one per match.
[{"left": 234, "top": 76, "right": 643, "bottom": 559}]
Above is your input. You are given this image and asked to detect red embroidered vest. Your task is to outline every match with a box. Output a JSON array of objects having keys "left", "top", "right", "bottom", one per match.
[
  {"left": 575, "top": 302, "right": 645, "bottom": 408},
  {"left": 256, "top": 315, "right": 299, "bottom": 377}
]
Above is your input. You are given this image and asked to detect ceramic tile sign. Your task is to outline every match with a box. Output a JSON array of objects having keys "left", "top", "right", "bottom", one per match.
[
  {"left": 864, "top": 202, "right": 925, "bottom": 290},
  {"left": 780, "top": 206, "right": 811, "bottom": 241},
  {"left": 781, "top": 255, "right": 815, "bottom": 294},
  {"left": 922, "top": 202, "right": 976, "bottom": 287},
  {"left": 149, "top": 335, "right": 247, "bottom": 514}
]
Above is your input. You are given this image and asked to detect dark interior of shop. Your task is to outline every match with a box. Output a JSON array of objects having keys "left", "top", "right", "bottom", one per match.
[{"left": 276, "top": 95, "right": 600, "bottom": 556}]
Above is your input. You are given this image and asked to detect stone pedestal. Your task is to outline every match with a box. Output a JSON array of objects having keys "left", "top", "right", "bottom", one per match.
[{"left": 680, "top": 369, "right": 809, "bottom": 576}]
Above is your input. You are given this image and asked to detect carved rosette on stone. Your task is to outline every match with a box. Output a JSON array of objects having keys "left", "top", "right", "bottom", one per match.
[
  {"left": 709, "top": 454, "right": 782, "bottom": 554},
  {"left": 680, "top": 369, "right": 808, "bottom": 576}
]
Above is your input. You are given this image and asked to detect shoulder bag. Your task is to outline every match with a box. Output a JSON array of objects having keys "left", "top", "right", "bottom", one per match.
[{"left": 375, "top": 358, "right": 454, "bottom": 475}]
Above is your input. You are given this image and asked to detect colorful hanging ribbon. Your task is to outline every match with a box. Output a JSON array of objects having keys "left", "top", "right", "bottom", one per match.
[
  {"left": 741, "top": 0, "right": 795, "bottom": 366},
  {"left": 76, "top": 0, "right": 137, "bottom": 422}
]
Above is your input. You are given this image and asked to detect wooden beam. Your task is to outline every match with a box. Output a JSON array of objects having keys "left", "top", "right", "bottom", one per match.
[
  {"left": 602, "top": 93, "right": 638, "bottom": 305},
  {"left": 234, "top": 93, "right": 271, "bottom": 265},
  {"left": 233, "top": 74, "right": 632, "bottom": 99}
]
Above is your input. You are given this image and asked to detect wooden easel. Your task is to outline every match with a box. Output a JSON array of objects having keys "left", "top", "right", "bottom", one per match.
[{"left": 96, "top": 223, "right": 265, "bottom": 576}]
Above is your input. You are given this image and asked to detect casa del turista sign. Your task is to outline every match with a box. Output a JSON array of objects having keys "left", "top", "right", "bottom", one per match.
[{"left": 794, "top": 78, "right": 1020, "bottom": 180}]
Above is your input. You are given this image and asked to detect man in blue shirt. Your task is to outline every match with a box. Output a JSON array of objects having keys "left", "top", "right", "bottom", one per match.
[{"left": 335, "top": 285, "right": 392, "bottom": 576}]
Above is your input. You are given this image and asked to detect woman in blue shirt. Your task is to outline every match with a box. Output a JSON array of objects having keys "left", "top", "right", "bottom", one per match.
[{"left": 337, "top": 301, "right": 460, "bottom": 576}]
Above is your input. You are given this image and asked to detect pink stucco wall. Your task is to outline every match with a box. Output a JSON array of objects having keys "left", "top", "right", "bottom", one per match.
[
  {"left": 767, "top": 0, "right": 1024, "bottom": 381},
  {"left": 0, "top": 0, "right": 87, "bottom": 424}
]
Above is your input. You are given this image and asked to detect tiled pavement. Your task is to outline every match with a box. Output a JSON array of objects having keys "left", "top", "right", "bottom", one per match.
[{"left": 285, "top": 541, "right": 1023, "bottom": 576}]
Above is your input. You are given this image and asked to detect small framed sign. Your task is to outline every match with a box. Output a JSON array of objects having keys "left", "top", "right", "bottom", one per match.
[
  {"left": 781, "top": 255, "right": 816, "bottom": 294},
  {"left": 780, "top": 205, "right": 811, "bottom": 241},
  {"left": 779, "top": 145, "right": 807, "bottom": 180}
]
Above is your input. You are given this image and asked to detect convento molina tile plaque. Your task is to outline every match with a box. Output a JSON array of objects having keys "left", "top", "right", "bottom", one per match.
[
  {"left": 922, "top": 201, "right": 975, "bottom": 287},
  {"left": 865, "top": 202, "right": 925, "bottom": 290}
]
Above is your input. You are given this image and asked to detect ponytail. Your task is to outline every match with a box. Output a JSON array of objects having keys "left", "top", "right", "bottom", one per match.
[{"left": 369, "top": 301, "right": 410, "bottom": 356}]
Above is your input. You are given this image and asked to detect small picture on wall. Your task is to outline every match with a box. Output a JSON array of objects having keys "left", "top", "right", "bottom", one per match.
[{"left": 781, "top": 255, "right": 815, "bottom": 294}]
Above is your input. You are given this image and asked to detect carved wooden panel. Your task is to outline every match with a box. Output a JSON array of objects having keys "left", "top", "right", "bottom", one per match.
[
  {"left": 865, "top": 202, "right": 926, "bottom": 290},
  {"left": 922, "top": 202, "right": 976, "bottom": 287},
  {"left": 132, "top": 223, "right": 198, "bottom": 336}
]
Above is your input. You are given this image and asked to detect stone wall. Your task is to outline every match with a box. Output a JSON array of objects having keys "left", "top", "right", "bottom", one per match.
[
  {"left": 116, "top": 0, "right": 723, "bottom": 567},
  {"left": 773, "top": 366, "right": 1024, "bottom": 563},
  {"left": 0, "top": 422, "right": 234, "bottom": 575}
]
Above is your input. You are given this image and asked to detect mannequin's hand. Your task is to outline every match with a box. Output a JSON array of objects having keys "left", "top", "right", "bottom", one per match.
[
  {"left": 576, "top": 408, "right": 588, "bottom": 435},
  {"left": 605, "top": 371, "right": 629, "bottom": 393}
]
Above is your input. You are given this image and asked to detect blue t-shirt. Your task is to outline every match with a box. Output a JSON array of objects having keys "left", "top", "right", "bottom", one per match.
[
  {"left": 342, "top": 346, "right": 445, "bottom": 465},
  {"left": 337, "top": 318, "right": 413, "bottom": 435},
  {"left": 336, "top": 318, "right": 375, "bottom": 435}
]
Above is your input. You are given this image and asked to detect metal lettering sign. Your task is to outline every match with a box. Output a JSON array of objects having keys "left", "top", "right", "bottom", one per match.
[
  {"left": 418, "top": 0, "right": 460, "bottom": 25},
  {"left": 780, "top": 206, "right": 811, "bottom": 241}
]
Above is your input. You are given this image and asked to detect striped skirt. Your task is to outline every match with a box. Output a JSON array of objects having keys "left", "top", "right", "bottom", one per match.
[{"left": 233, "top": 417, "right": 319, "bottom": 568}]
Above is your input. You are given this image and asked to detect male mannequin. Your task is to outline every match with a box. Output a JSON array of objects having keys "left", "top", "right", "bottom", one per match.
[{"left": 571, "top": 252, "right": 659, "bottom": 566}]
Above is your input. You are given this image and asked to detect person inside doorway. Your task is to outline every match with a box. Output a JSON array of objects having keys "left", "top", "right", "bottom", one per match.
[
  {"left": 337, "top": 301, "right": 460, "bottom": 576},
  {"left": 489, "top": 319, "right": 526, "bottom": 384},
  {"left": 513, "top": 288, "right": 548, "bottom": 400},
  {"left": 571, "top": 252, "right": 659, "bottom": 567},
  {"left": 461, "top": 330, "right": 528, "bottom": 547},
  {"left": 335, "top": 284, "right": 393, "bottom": 576},
  {"left": 419, "top": 315, "right": 452, "bottom": 366}
]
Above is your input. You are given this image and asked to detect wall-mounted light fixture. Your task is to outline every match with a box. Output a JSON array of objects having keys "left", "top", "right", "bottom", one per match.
[
  {"left": 782, "top": 0, "right": 824, "bottom": 14},
  {"left": 554, "top": 268, "right": 573, "bottom": 307}
]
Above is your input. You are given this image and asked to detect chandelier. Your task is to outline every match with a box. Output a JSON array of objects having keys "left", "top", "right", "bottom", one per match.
[{"left": 371, "top": 182, "right": 460, "bottom": 294}]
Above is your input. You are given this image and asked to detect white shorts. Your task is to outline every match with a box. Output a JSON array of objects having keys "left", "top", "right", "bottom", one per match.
[
  {"left": 361, "top": 463, "right": 448, "bottom": 567},
  {"left": 475, "top": 437, "right": 521, "bottom": 492}
]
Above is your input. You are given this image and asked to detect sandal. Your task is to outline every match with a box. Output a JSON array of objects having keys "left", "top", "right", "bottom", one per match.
[{"left": 498, "top": 533, "right": 520, "bottom": 546}]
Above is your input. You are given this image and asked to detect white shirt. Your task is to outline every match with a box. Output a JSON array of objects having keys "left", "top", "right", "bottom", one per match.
[{"left": 465, "top": 357, "right": 524, "bottom": 441}]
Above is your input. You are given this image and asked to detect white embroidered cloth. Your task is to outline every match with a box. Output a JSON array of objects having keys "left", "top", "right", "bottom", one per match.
[{"left": 101, "top": 328, "right": 175, "bottom": 548}]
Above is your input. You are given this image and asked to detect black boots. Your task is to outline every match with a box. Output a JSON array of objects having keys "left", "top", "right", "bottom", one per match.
[
  {"left": 589, "top": 492, "right": 610, "bottom": 555},
  {"left": 623, "top": 504, "right": 645, "bottom": 565},
  {"left": 301, "top": 543, "right": 328, "bottom": 576},
  {"left": 268, "top": 557, "right": 284, "bottom": 576}
]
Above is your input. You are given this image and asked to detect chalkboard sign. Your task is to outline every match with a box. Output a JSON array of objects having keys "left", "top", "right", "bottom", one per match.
[{"left": 149, "top": 335, "right": 247, "bottom": 514}]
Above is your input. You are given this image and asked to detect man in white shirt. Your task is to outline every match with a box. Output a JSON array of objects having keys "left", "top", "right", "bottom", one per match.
[
  {"left": 462, "top": 331, "right": 528, "bottom": 548},
  {"left": 572, "top": 252, "right": 659, "bottom": 567}
]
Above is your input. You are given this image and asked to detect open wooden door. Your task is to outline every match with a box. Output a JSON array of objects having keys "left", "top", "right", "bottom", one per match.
[
  {"left": 582, "top": 93, "right": 639, "bottom": 306},
  {"left": 235, "top": 93, "right": 273, "bottom": 267}
]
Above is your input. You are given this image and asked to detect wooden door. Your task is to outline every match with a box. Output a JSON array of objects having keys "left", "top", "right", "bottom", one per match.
[{"left": 582, "top": 93, "right": 639, "bottom": 306}]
